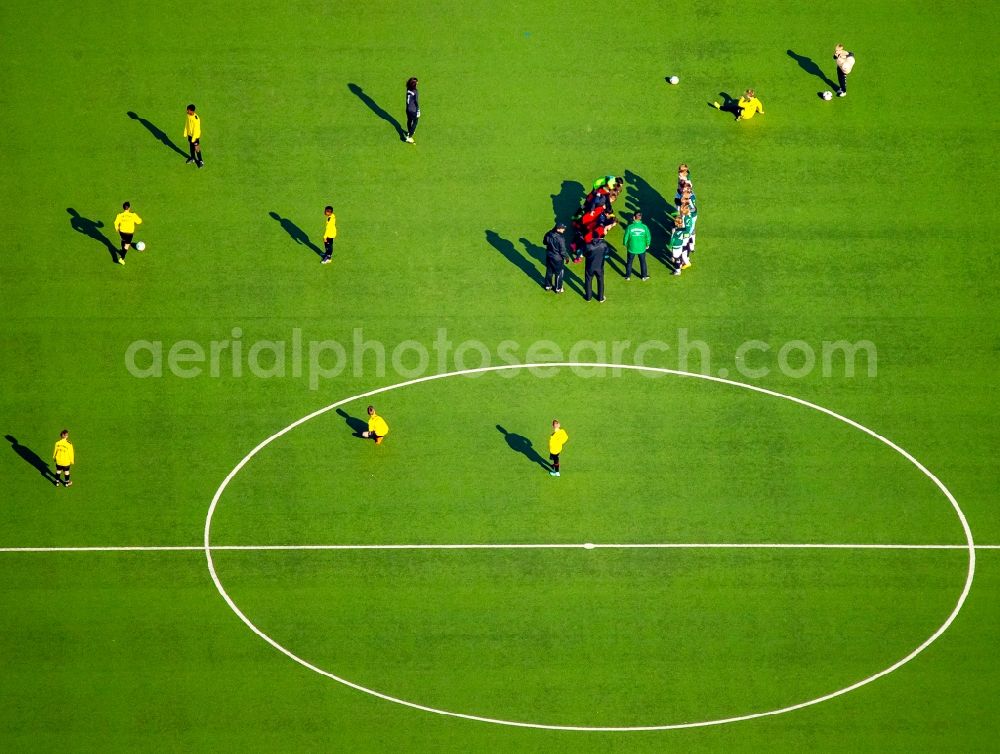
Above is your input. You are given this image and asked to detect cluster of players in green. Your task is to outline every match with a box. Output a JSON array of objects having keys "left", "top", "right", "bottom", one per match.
[{"left": 542, "top": 166, "right": 698, "bottom": 302}]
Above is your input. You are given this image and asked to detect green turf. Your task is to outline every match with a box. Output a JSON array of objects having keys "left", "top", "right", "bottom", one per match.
[
  {"left": 1, "top": 0, "right": 998, "bottom": 749},
  {"left": 216, "top": 547, "right": 965, "bottom": 726}
]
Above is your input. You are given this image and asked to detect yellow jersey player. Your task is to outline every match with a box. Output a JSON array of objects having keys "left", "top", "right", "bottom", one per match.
[
  {"left": 112, "top": 201, "right": 142, "bottom": 265},
  {"left": 736, "top": 88, "right": 764, "bottom": 121},
  {"left": 52, "top": 429, "right": 75, "bottom": 487},
  {"left": 548, "top": 419, "right": 568, "bottom": 477},
  {"left": 362, "top": 405, "right": 389, "bottom": 445},
  {"left": 183, "top": 104, "right": 204, "bottom": 167},
  {"left": 322, "top": 205, "right": 336, "bottom": 264}
]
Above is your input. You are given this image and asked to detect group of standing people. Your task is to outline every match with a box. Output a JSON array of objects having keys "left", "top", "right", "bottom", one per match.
[
  {"left": 107, "top": 103, "right": 205, "bottom": 266},
  {"left": 541, "top": 176, "right": 624, "bottom": 301},
  {"left": 542, "top": 165, "right": 700, "bottom": 300},
  {"left": 110, "top": 77, "right": 421, "bottom": 270},
  {"left": 667, "top": 164, "right": 698, "bottom": 275}
]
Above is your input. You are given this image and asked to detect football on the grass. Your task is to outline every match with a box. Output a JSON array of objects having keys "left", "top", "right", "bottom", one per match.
[{"left": 135, "top": 241, "right": 146, "bottom": 251}]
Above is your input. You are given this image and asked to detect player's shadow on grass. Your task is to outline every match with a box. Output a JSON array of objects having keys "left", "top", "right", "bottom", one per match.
[
  {"left": 551, "top": 180, "right": 586, "bottom": 224},
  {"left": 126, "top": 111, "right": 187, "bottom": 158},
  {"left": 710, "top": 92, "right": 742, "bottom": 120},
  {"left": 786, "top": 50, "right": 838, "bottom": 90},
  {"left": 67, "top": 208, "right": 119, "bottom": 264},
  {"left": 269, "top": 212, "right": 323, "bottom": 257},
  {"left": 485, "top": 230, "right": 544, "bottom": 287},
  {"left": 5, "top": 435, "right": 57, "bottom": 484},
  {"left": 347, "top": 83, "right": 405, "bottom": 141},
  {"left": 336, "top": 409, "right": 368, "bottom": 438},
  {"left": 603, "top": 242, "right": 626, "bottom": 277},
  {"left": 622, "top": 171, "right": 672, "bottom": 267},
  {"left": 496, "top": 425, "right": 550, "bottom": 470},
  {"left": 518, "top": 237, "right": 584, "bottom": 295}
]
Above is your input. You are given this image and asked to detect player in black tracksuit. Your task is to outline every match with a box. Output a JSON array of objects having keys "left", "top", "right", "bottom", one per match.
[
  {"left": 543, "top": 222, "right": 570, "bottom": 293},
  {"left": 404, "top": 77, "right": 419, "bottom": 143},
  {"left": 584, "top": 238, "right": 609, "bottom": 302}
]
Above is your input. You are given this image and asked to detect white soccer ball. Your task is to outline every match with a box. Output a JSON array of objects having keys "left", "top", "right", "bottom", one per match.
[
  {"left": 668, "top": 76, "right": 680, "bottom": 85},
  {"left": 134, "top": 241, "right": 146, "bottom": 251},
  {"left": 822, "top": 91, "right": 833, "bottom": 101}
]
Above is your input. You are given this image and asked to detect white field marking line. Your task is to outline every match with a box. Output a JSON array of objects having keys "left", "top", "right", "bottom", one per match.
[
  {"left": 203, "top": 362, "right": 977, "bottom": 732},
  {"left": 2, "top": 543, "right": 999, "bottom": 554}
]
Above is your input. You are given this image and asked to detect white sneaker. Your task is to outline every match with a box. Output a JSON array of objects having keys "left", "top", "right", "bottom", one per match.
[{"left": 405, "top": 136, "right": 415, "bottom": 143}]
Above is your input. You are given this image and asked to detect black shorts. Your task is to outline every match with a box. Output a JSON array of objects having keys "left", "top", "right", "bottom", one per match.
[
  {"left": 120, "top": 232, "right": 134, "bottom": 244},
  {"left": 188, "top": 136, "right": 200, "bottom": 146},
  {"left": 324, "top": 238, "right": 333, "bottom": 254},
  {"left": 55, "top": 464, "right": 71, "bottom": 472},
  {"left": 549, "top": 453, "right": 559, "bottom": 463}
]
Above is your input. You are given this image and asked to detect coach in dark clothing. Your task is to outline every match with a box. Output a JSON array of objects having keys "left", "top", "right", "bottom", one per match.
[
  {"left": 404, "top": 77, "right": 420, "bottom": 143},
  {"left": 583, "top": 238, "right": 609, "bottom": 302},
  {"left": 543, "top": 222, "right": 570, "bottom": 293}
]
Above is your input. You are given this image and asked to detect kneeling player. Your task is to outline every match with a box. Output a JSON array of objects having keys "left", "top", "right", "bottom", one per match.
[{"left": 361, "top": 405, "right": 389, "bottom": 445}]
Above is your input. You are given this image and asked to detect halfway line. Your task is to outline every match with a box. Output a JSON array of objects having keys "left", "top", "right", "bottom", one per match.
[{"left": 0, "top": 542, "right": 996, "bottom": 553}]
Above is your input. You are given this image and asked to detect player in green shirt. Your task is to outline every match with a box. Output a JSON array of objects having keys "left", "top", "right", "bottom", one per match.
[
  {"left": 668, "top": 215, "right": 686, "bottom": 276},
  {"left": 623, "top": 212, "right": 652, "bottom": 281},
  {"left": 680, "top": 200, "right": 698, "bottom": 268},
  {"left": 670, "top": 200, "right": 698, "bottom": 270}
]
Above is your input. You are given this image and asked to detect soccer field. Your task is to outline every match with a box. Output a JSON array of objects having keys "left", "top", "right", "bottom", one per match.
[{"left": 2, "top": 0, "right": 998, "bottom": 750}]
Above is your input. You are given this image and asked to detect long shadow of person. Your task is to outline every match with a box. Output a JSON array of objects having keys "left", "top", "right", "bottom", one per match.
[
  {"left": 126, "top": 111, "right": 187, "bottom": 158},
  {"left": 550, "top": 180, "right": 586, "bottom": 224},
  {"left": 485, "top": 230, "right": 544, "bottom": 286},
  {"left": 336, "top": 409, "right": 368, "bottom": 438},
  {"left": 603, "top": 240, "right": 625, "bottom": 277},
  {"left": 496, "top": 425, "right": 550, "bottom": 470},
  {"left": 66, "top": 208, "right": 119, "bottom": 263},
  {"left": 622, "top": 171, "right": 673, "bottom": 266},
  {"left": 786, "top": 50, "right": 838, "bottom": 90},
  {"left": 562, "top": 261, "right": 586, "bottom": 294},
  {"left": 710, "top": 91, "right": 743, "bottom": 120},
  {"left": 518, "top": 237, "right": 584, "bottom": 295},
  {"left": 5, "top": 435, "right": 57, "bottom": 484},
  {"left": 269, "top": 211, "right": 323, "bottom": 257},
  {"left": 347, "top": 83, "right": 406, "bottom": 141}
]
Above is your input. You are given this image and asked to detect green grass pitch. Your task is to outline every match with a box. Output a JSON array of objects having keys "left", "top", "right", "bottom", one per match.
[{"left": 1, "top": 0, "right": 998, "bottom": 750}]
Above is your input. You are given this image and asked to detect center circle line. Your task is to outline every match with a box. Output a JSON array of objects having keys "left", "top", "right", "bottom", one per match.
[{"left": 203, "top": 362, "right": 976, "bottom": 732}]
